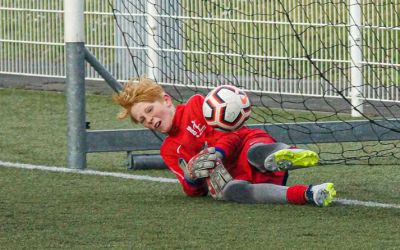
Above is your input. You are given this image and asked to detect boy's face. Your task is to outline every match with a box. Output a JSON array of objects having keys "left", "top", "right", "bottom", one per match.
[{"left": 130, "top": 94, "right": 175, "bottom": 133}]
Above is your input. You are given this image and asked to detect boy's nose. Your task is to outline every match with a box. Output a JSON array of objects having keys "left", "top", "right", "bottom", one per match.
[{"left": 146, "top": 116, "right": 153, "bottom": 125}]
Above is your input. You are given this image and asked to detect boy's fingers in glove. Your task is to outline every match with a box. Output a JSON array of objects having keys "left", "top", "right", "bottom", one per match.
[
  {"left": 206, "top": 160, "right": 233, "bottom": 200},
  {"left": 187, "top": 147, "right": 222, "bottom": 179}
]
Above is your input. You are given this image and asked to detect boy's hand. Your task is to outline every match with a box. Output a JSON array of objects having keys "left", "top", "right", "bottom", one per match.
[
  {"left": 187, "top": 147, "right": 222, "bottom": 179},
  {"left": 206, "top": 160, "right": 232, "bottom": 200}
]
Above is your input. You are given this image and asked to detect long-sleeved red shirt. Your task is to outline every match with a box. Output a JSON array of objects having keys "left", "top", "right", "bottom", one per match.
[{"left": 160, "top": 94, "right": 278, "bottom": 196}]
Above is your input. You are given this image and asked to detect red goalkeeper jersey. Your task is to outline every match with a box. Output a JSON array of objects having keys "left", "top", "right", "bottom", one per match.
[{"left": 160, "top": 94, "right": 286, "bottom": 197}]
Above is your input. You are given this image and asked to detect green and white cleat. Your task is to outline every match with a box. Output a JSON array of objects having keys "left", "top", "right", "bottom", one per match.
[
  {"left": 265, "top": 148, "right": 319, "bottom": 172},
  {"left": 306, "top": 183, "right": 337, "bottom": 207}
]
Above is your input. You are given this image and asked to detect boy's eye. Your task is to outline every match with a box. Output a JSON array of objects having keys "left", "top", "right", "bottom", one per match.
[{"left": 145, "top": 106, "right": 153, "bottom": 113}]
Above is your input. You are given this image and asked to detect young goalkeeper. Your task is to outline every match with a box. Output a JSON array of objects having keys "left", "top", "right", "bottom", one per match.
[{"left": 113, "top": 77, "right": 337, "bottom": 207}]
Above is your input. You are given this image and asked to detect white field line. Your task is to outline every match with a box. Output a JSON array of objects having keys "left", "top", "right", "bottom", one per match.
[
  {"left": 0, "top": 160, "right": 178, "bottom": 183},
  {"left": 334, "top": 199, "right": 400, "bottom": 209},
  {"left": 1, "top": 160, "right": 399, "bottom": 209}
]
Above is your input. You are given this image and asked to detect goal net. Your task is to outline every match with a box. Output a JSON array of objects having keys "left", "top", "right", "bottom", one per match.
[{"left": 108, "top": 0, "right": 400, "bottom": 165}]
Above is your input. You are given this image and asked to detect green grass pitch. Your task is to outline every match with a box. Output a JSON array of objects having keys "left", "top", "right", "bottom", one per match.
[{"left": 0, "top": 88, "right": 399, "bottom": 249}]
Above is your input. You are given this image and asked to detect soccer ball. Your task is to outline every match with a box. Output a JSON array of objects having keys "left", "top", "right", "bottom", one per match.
[{"left": 202, "top": 85, "right": 251, "bottom": 131}]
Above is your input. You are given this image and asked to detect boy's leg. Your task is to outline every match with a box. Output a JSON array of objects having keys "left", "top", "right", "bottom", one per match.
[
  {"left": 247, "top": 143, "right": 319, "bottom": 172},
  {"left": 222, "top": 180, "right": 289, "bottom": 204},
  {"left": 222, "top": 180, "right": 336, "bottom": 206}
]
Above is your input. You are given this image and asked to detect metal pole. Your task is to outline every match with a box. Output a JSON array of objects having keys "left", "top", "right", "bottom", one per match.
[
  {"left": 65, "top": 0, "right": 86, "bottom": 169},
  {"left": 349, "top": 0, "right": 364, "bottom": 117},
  {"left": 147, "top": 0, "right": 159, "bottom": 80},
  {"left": 84, "top": 47, "right": 123, "bottom": 93}
]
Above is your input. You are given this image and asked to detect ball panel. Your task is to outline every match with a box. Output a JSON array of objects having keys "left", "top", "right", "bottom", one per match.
[
  {"left": 202, "top": 99, "right": 215, "bottom": 120},
  {"left": 223, "top": 102, "right": 241, "bottom": 123},
  {"left": 218, "top": 106, "right": 243, "bottom": 126}
]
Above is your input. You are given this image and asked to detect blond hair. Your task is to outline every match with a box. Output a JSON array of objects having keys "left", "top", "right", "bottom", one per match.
[{"left": 113, "top": 77, "right": 164, "bottom": 123}]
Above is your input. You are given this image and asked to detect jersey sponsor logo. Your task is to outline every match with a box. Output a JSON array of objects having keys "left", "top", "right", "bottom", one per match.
[{"left": 186, "top": 120, "right": 206, "bottom": 138}]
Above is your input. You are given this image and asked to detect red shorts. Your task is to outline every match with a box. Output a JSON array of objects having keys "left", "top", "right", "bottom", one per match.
[{"left": 225, "top": 134, "right": 288, "bottom": 185}]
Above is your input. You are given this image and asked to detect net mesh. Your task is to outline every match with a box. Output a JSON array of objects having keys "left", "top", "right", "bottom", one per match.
[{"left": 108, "top": 0, "right": 400, "bottom": 165}]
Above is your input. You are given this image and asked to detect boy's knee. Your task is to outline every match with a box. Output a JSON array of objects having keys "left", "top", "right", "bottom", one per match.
[{"left": 222, "top": 180, "right": 256, "bottom": 203}]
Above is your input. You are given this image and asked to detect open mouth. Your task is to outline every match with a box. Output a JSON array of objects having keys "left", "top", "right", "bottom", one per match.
[{"left": 154, "top": 121, "right": 161, "bottom": 129}]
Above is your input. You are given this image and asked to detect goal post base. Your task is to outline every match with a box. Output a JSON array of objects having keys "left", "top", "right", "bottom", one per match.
[{"left": 127, "top": 153, "right": 167, "bottom": 170}]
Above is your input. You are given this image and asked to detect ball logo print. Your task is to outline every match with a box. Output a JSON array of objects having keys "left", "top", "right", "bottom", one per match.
[{"left": 202, "top": 85, "right": 251, "bottom": 131}]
